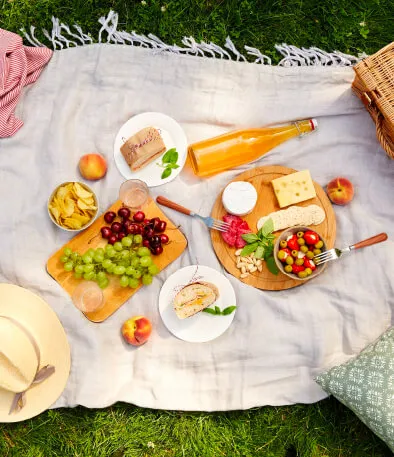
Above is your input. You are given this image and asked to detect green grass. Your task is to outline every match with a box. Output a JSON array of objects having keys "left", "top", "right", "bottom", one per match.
[
  {"left": 1, "top": 1, "right": 394, "bottom": 456},
  {"left": 1, "top": 398, "right": 392, "bottom": 456},
  {"left": 1, "top": 0, "right": 394, "bottom": 61}
]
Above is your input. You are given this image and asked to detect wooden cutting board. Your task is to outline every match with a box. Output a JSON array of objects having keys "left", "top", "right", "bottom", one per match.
[
  {"left": 210, "top": 165, "right": 336, "bottom": 290},
  {"left": 47, "top": 198, "right": 188, "bottom": 322}
]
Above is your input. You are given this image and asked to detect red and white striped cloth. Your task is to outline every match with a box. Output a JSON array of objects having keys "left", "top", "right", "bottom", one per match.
[{"left": 0, "top": 28, "right": 53, "bottom": 138}]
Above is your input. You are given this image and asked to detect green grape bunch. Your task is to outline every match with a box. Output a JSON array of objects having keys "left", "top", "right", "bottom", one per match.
[{"left": 60, "top": 235, "right": 160, "bottom": 290}]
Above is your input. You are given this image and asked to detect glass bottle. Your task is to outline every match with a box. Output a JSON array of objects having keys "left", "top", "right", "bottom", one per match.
[{"left": 188, "top": 119, "right": 318, "bottom": 177}]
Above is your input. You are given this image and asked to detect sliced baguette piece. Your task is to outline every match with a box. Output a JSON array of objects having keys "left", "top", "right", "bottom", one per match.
[{"left": 173, "top": 281, "right": 219, "bottom": 319}]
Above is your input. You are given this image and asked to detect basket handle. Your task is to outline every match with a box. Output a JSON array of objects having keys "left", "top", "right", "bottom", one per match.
[{"left": 376, "top": 114, "right": 394, "bottom": 159}]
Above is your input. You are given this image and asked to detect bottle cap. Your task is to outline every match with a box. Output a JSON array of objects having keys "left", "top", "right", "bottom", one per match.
[{"left": 310, "top": 119, "right": 318, "bottom": 130}]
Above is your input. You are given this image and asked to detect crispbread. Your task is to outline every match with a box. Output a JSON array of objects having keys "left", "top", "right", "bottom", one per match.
[{"left": 257, "top": 204, "right": 326, "bottom": 232}]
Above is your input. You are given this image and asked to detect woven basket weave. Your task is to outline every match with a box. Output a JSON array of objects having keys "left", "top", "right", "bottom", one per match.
[{"left": 352, "top": 42, "right": 394, "bottom": 159}]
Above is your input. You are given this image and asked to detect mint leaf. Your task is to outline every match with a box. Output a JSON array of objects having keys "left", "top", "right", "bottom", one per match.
[
  {"left": 266, "top": 255, "right": 279, "bottom": 275},
  {"left": 202, "top": 308, "right": 216, "bottom": 315},
  {"left": 241, "top": 233, "right": 259, "bottom": 243},
  {"left": 222, "top": 306, "right": 237, "bottom": 315},
  {"left": 240, "top": 242, "right": 259, "bottom": 256},
  {"left": 161, "top": 168, "right": 172, "bottom": 179},
  {"left": 167, "top": 163, "right": 179, "bottom": 169},
  {"left": 162, "top": 148, "right": 178, "bottom": 164},
  {"left": 255, "top": 245, "right": 265, "bottom": 259},
  {"left": 261, "top": 218, "right": 274, "bottom": 237}
]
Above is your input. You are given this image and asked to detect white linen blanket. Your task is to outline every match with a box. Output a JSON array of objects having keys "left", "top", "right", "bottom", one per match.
[{"left": 1, "top": 44, "right": 393, "bottom": 411}]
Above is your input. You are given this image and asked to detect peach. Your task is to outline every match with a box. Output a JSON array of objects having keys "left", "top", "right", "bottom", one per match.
[
  {"left": 121, "top": 316, "right": 152, "bottom": 346},
  {"left": 78, "top": 153, "right": 107, "bottom": 180},
  {"left": 327, "top": 177, "right": 354, "bottom": 206}
]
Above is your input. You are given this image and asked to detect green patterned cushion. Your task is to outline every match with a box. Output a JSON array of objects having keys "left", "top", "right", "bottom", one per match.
[{"left": 315, "top": 327, "right": 394, "bottom": 452}]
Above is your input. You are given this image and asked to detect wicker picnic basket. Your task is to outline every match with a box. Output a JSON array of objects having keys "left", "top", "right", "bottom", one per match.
[{"left": 352, "top": 42, "right": 394, "bottom": 159}]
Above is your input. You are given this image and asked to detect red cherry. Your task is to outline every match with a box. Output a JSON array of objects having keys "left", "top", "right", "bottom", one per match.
[
  {"left": 111, "top": 222, "right": 123, "bottom": 233},
  {"left": 156, "top": 220, "right": 167, "bottom": 233},
  {"left": 133, "top": 211, "right": 145, "bottom": 223},
  {"left": 134, "top": 225, "right": 143, "bottom": 234},
  {"left": 108, "top": 234, "right": 118, "bottom": 245},
  {"left": 151, "top": 245, "right": 163, "bottom": 255},
  {"left": 142, "top": 239, "right": 151, "bottom": 248},
  {"left": 101, "top": 227, "right": 112, "bottom": 239},
  {"left": 104, "top": 211, "right": 116, "bottom": 224},
  {"left": 144, "top": 227, "right": 154, "bottom": 239},
  {"left": 118, "top": 207, "right": 131, "bottom": 219},
  {"left": 160, "top": 233, "right": 169, "bottom": 244},
  {"left": 123, "top": 219, "right": 133, "bottom": 231},
  {"left": 150, "top": 217, "right": 160, "bottom": 230},
  {"left": 143, "top": 219, "right": 151, "bottom": 226},
  {"left": 118, "top": 232, "right": 126, "bottom": 241}
]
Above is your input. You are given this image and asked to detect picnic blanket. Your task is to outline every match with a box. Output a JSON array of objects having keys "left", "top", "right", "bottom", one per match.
[{"left": 0, "top": 44, "right": 393, "bottom": 412}]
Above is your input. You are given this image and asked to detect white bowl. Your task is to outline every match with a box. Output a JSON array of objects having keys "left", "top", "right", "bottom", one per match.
[{"left": 47, "top": 181, "right": 99, "bottom": 232}]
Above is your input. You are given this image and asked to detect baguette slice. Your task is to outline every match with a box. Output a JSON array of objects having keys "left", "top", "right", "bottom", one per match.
[{"left": 173, "top": 281, "right": 219, "bottom": 319}]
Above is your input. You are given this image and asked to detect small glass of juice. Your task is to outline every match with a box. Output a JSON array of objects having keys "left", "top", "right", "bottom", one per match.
[
  {"left": 72, "top": 281, "right": 104, "bottom": 314},
  {"left": 119, "top": 179, "right": 149, "bottom": 210}
]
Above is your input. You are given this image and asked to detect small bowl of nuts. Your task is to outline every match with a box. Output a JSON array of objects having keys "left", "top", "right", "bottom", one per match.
[{"left": 234, "top": 248, "right": 264, "bottom": 279}]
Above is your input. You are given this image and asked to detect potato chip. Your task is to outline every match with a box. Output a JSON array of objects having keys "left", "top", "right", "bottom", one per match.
[
  {"left": 77, "top": 199, "right": 97, "bottom": 211},
  {"left": 63, "top": 197, "right": 75, "bottom": 217},
  {"left": 73, "top": 182, "right": 93, "bottom": 200},
  {"left": 63, "top": 218, "right": 83, "bottom": 229},
  {"left": 71, "top": 213, "right": 91, "bottom": 225},
  {"left": 49, "top": 205, "right": 61, "bottom": 223}
]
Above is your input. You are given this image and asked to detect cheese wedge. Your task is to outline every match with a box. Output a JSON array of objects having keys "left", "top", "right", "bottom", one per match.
[
  {"left": 173, "top": 281, "right": 219, "bottom": 319},
  {"left": 271, "top": 170, "right": 316, "bottom": 208}
]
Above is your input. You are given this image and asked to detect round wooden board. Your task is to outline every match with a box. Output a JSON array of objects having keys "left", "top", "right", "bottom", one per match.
[{"left": 210, "top": 165, "right": 336, "bottom": 291}]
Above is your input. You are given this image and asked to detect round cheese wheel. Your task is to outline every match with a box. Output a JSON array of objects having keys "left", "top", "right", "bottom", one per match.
[{"left": 222, "top": 181, "right": 257, "bottom": 216}]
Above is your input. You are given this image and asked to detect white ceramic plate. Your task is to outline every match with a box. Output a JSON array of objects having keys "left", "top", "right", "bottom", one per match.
[
  {"left": 113, "top": 112, "right": 188, "bottom": 187},
  {"left": 158, "top": 265, "right": 237, "bottom": 343}
]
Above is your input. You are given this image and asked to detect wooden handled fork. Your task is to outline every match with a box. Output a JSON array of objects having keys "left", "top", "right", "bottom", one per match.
[
  {"left": 314, "top": 233, "right": 388, "bottom": 265},
  {"left": 156, "top": 196, "right": 230, "bottom": 232}
]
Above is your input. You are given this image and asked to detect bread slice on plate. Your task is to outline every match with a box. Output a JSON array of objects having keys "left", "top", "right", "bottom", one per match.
[
  {"left": 120, "top": 126, "right": 166, "bottom": 171},
  {"left": 173, "top": 281, "right": 219, "bottom": 319}
]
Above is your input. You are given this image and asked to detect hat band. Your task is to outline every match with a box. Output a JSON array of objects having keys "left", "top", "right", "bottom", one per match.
[{"left": 0, "top": 316, "right": 55, "bottom": 415}]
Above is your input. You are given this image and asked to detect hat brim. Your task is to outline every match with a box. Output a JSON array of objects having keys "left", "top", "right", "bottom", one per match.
[{"left": 0, "top": 284, "right": 71, "bottom": 422}]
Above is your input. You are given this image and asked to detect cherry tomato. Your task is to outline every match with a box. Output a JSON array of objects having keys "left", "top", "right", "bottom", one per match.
[
  {"left": 304, "top": 231, "right": 320, "bottom": 245},
  {"left": 287, "top": 235, "right": 299, "bottom": 251},
  {"left": 292, "top": 264, "right": 305, "bottom": 274},
  {"left": 303, "top": 258, "right": 316, "bottom": 271}
]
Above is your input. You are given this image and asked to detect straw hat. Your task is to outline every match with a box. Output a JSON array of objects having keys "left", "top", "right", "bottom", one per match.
[{"left": 0, "top": 284, "right": 71, "bottom": 422}]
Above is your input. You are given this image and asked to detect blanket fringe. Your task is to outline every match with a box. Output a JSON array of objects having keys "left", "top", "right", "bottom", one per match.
[{"left": 21, "top": 10, "right": 365, "bottom": 66}]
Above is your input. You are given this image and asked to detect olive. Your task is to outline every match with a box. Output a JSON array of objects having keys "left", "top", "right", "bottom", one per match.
[
  {"left": 278, "top": 250, "right": 287, "bottom": 261},
  {"left": 313, "top": 248, "right": 322, "bottom": 255},
  {"left": 284, "top": 265, "right": 293, "bottom": 273},
  {"left": 300, "top": 245, "right": 309, "bottom": 253},
  {"left": 280, "top": 240, "right": 287, "bottom": 248},
  {"left": 297, "top": 231, "right": 304, "bottom": 238},
  {"left": 315, "top": 240, "right": 324, "bottom": 249},
  {"left": 285, "top": 256, "right": 294, "bottom": 265},
  {"left": 306, "top": 251, "right": 314, "bottom": 259},
  {"left": 297, "top": 238, "right": 305, "bottom": 245},
  {"left": 295, "top": 258, "right": 304, "bottom": 266},
  {"left": 291, "top": 250, "right": 299, "bottom": 258},
  {"left": 298, "top": 270, "right": 308, "bottom": 279},
  {"left": 305, "top": 267, "right": 313, "bottom": 275}
]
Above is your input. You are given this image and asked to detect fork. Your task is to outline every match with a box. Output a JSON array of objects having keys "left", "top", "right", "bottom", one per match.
[
  {"left": 156, "top": 196, "right": 230, "bottom": 232},
  {"left": 314, "top": 233, "right": 388, "bottom": 265}
]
